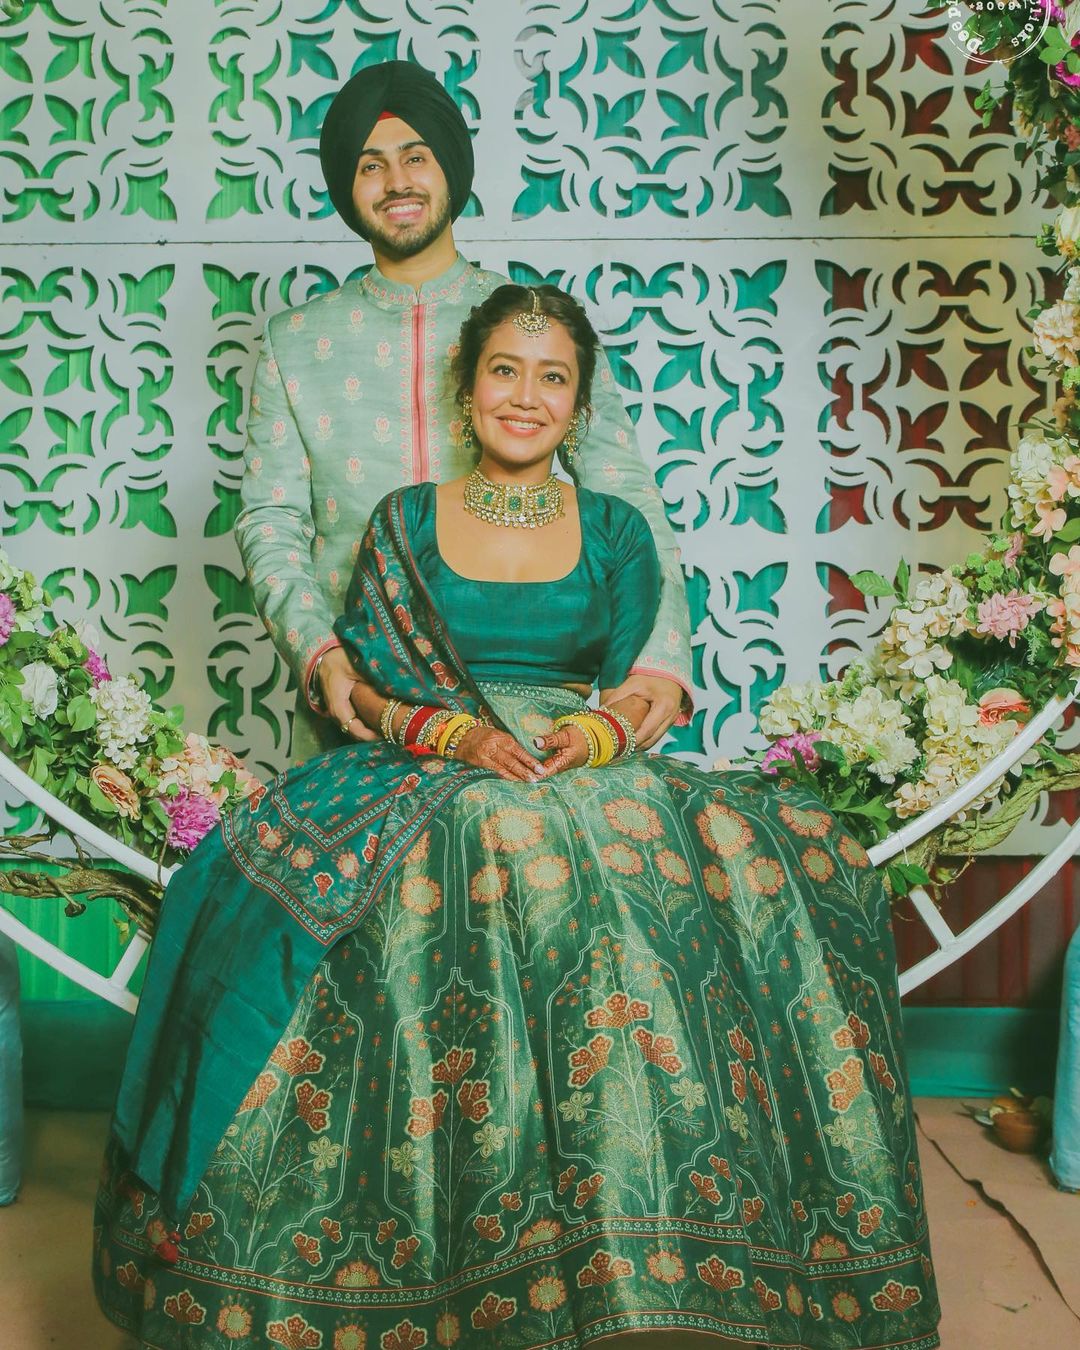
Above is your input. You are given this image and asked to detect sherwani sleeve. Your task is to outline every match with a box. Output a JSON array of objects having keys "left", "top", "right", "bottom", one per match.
[
  {"left": 233, "top": 322, "right": 340, "bottom": 699},
  {"left": 576, "top": 348, "right": 695, "bottom": 721}
]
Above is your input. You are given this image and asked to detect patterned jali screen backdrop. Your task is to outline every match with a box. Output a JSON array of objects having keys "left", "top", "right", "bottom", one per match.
[{"left": 0, "top": 1, "right": 1059, "bottom": 853}]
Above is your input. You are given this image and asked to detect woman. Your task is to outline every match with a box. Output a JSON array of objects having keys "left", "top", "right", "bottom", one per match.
[{"left": 94, "top": 286, "right": 940, "bottom": 1350}]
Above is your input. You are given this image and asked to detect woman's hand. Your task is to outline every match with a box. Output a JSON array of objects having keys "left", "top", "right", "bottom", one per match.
[
  {"left": 532, "top": 724, "right": 590, "bottom": 776},
  {"left": 452, "top": 726, "right": 545, "bottom": 783}
]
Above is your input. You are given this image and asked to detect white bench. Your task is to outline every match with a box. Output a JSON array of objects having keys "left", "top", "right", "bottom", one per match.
[{"left": 0, "top": 679, "right": 1078, "bottom": 1010}]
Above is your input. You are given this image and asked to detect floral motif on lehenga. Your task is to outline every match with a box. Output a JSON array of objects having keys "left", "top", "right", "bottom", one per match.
[{"left": 94, "top": 714, "right": 939, "bottom": 1350}]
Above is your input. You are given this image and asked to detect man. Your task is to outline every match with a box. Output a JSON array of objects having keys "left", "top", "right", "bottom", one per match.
[{"left": 235, "top": 60, "right": 693, "bottom": 763}]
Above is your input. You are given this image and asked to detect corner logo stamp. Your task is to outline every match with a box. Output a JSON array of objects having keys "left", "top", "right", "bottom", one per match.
[{"left": 944, "top": 2, "right": 1052, "bottom": 66}]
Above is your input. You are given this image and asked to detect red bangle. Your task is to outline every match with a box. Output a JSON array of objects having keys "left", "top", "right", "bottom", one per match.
[{"left": 402, "top": 705, "right": 441, "bottom": 747}]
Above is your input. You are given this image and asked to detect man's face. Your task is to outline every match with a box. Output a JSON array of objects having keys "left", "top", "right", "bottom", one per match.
[{"left": 351, "top": 116, "right": 453, "bottom": 260}]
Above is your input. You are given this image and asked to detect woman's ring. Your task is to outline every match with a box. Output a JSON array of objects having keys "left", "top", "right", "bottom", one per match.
[{"left": 340, "top": 718, "right": 355, "bottom": 734}]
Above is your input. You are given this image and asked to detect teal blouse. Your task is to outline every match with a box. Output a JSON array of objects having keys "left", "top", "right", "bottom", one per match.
[{"left": 407, "top": 482, "right": 661, "bottom": 690}]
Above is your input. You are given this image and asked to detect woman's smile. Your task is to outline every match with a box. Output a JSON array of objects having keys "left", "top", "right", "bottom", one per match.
[{"left": 498, "top": 415, "right": 546, "bottom": 437}]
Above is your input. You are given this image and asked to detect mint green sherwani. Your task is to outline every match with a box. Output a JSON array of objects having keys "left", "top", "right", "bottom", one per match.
[{"left": 235, "top": 254, "right": 692, "bottom": 762}]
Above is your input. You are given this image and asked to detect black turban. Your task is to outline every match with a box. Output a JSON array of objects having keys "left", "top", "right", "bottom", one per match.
[{"left": 319, "top": 61, "right": 474, "bottom": 238}]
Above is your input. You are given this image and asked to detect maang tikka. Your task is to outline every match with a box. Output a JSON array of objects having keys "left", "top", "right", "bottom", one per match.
[{"left": 512, "top": 290, "right": 550, "bottom": 338}]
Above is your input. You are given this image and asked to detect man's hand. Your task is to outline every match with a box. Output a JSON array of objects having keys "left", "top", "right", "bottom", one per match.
[
  {"left": 602, "top": 674, "right": 684, "bottom": 748},
  {"left": 317, "top": 646, "right": 377, "bottom": 742}
]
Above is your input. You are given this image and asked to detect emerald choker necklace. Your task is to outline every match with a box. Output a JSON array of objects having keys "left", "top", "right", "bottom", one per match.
[{"left": 462, "top": 469, "right": 564, "bottom": 529}]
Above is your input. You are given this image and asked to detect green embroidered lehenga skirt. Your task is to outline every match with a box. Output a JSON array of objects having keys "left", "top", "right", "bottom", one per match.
[{"left": 93, "top": 687, "right": 940, "bottom": 1350}]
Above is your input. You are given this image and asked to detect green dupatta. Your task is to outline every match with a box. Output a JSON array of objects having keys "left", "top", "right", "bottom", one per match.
[{"left": 112, "top": 489, "right": 501, "bottom": 1216}]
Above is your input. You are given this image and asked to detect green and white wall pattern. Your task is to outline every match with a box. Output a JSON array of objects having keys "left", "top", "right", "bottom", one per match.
[{"left": 0, "top": 1, "right": 1054, "bottom": 817}]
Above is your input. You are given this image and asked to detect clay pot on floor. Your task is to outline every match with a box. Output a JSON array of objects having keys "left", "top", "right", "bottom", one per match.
[{"left": 991, "top": 1109, "right": 1043, "bottom": 1154}]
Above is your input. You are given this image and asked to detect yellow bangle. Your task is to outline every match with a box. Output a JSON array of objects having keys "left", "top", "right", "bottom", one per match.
[
  {"left": 434, "top": 713, "right": 477, "bottom": 758},
  {"left": 580, "top": 714, "right": 618, "bottom": 767},
  {"left": 552, "top": 714, "right": 615, "bottom": 768}
]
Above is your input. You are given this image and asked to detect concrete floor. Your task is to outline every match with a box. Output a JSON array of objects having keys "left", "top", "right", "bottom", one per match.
[{"left": 0, "top": 1105, "right": 1077, "bottom": 1349}]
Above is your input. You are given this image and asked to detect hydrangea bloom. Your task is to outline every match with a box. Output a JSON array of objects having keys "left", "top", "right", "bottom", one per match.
[
  {"left": 878, "top": 574, "right": 971, "bottom": 695},
  {"left": 90, "top": 675, "right": 153, "bottom": 771},
  {"left": 889, "top": 677, "right": 1018, "bottom": 820},
  {"left": 0, "top": 593, "right": 14, "bottom": 646},
  {"left": 975, "top": 590, "right": 1044, "bottom": 645},
  {"left": 819, "top": 686, "right": 920, "bottom": 784}
]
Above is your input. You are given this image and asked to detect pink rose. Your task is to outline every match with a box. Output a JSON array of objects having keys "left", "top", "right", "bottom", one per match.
[
  {"left": 978, "top": 688, "right": 1030, "bottom": 726},
  {"left": 91, "top": 764, "right": 141, "bottom": 819}
]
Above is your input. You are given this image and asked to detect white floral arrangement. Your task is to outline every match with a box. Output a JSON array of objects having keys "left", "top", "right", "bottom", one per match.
[
  {"left": 754, "top": 202, "right": 1080, "bottom": 893},
  {"left": 0, "top": 552, "right": 259, "bottom": 926}
]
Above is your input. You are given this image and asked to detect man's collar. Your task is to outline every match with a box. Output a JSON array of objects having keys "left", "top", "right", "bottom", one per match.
[{"left": 361, "top": 252, "right": 472, "bottom": 306}]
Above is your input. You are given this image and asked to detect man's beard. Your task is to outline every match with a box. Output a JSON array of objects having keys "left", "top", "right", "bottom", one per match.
[{"left": 360, "top": 193, "right": 453, "bottom": 261}]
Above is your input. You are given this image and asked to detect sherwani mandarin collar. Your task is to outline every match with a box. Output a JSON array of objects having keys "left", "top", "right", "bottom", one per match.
[{"left": 360, "top": 253, "right": 474, "bottom": 307}]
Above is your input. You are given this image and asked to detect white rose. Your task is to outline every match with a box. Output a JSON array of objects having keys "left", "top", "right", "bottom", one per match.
[
  {"left": 74, "top": 618, "right": 102, "bottom": 652},
  {"left": 20, "top": 661, "right": 59, "bottom": 719},
  {"left": 1057, "top": 207, "right": 1080, "bottom": 260}
]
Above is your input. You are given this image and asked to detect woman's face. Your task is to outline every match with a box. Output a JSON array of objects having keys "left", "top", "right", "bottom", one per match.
[{"left": 468, "top": 318, "right": 580, "bottom": 477}]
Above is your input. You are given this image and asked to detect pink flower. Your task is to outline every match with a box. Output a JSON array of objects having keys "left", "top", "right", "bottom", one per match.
[
  {"left": 1055, "top": 34, "right": 1080, "bottom": 89},
  {"left": 761, "top": 732, "right": 821, "bottom": 774},
  {"left": 1032, "top": 499, "right": 1068, "bottom": 539},
  {"left": 83, "top": 648, "right": 111, "bottom": 685},
  {"left": 1050, "top": 544, "right": 1080, "bottom": 579},
  {"left": 157, "top": 733, "right": 259, "bottom": 805},
  {"left": 1047, "top": 455, "right": 1080, "bottom": 500},
  {"left": 160, "top": 787, "right": 220, "bottom": 852},
  {"left": 978, "top": 688, "right": 1030, "bottom": 726},
  {"left": 0, "top": 593, "right": 14, "bottom": 646},
  {"left": 975, "top": 591, "right": 1043, "bottom": 645},
  {"left": 1063, "top": 123, "right": 1080, "bottom": 152},
  {"left": 1002, "top": 533, "right": 1024, "bottom": 569}
]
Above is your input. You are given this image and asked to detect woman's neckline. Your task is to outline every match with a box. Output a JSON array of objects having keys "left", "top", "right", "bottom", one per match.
[{"left": 429, "top": 481, "right": 586, "bottom": 586}]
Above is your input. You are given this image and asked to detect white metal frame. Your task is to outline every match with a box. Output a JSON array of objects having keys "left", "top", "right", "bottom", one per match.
[
  {"left": 1, "top": 679, "right": 1079, "bottom": 1010},
  {"left": 0, "top": 750, "right": 176, "bottom": 1013}
]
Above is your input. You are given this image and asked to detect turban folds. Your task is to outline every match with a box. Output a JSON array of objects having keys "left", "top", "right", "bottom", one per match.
[{"left": 319, "top": 61, "right": 474, "bottom": 238}]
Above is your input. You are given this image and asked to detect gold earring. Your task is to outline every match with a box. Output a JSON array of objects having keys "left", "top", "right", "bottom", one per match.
[
  {"left": 562, "top": 413, "right": 582, "bottom": 461},
  {"left": 461, "top": 393, "right": 475, "bottom": 450}
]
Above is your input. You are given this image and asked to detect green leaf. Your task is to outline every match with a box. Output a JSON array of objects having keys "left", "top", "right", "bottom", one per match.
[
  {"left": 1041, "top": 27, "right": 1071, "bottom": 64},
  {"left": 893, "top": 558, "right": 910, "bottom": 599},
  {"left": 851, "top": 570, "right": 895, "bottom": 598},
  {"left": 1057, "top": 518, "right": 1080, "bottom": 543},
  {"left": 147, "top": 798, "right": 171, "bottom": 828},
  {"left": 886, "top": 863, "right": 930, "bottom": 898},
  {"left": 1037, "top": 742, "right": 1074, "bottom": 770},
  {"left": 815, "top": 740, "right": 848, "bottom": 768},
  {"left": 0, "top": 701, "right": 22, "bottom": 747},
  {"left": 87, "top": 781, "right": 118, "bottom": 816},
  {"left": 27, "top": 745, "right": 56, "bottom": 785},
  {"left": 65, "top": 693, "right": 97, "bottom": 732}
]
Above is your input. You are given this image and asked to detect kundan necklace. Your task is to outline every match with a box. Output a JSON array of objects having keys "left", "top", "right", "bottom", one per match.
[{"left": 462, "top": 468, "right": 564, "bottom": 529}]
